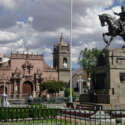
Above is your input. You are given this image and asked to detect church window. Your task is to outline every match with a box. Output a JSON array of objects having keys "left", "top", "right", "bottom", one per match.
[
  {"left": 120, "top": 72, "right": 125, "bottom": 83},
  {"left": 112, "top": 88, "right": 115, "bottom": 95},
  {"left": 63, "top": 58, "right": 67, "bottom": 68}
]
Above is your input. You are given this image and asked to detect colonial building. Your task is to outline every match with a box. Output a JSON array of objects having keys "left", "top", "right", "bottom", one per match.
[
  {"left": 0, "top": 35, "right": 70, "bottom": 99},
  {"left": 72, "top": 69, "right": 87, "bottom": 96}
]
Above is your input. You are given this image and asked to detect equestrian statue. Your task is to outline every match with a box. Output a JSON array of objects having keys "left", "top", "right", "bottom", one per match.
[{"left": 99, "top": 6, "right": 125, "bottom": 47}]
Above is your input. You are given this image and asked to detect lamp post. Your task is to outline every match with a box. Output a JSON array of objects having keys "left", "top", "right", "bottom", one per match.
[
  {"left": 77, "top": 76, "right": 83, "bottom": 95},
  {"left": 87, "top": 77, "right": 91, "bottom": 90},
  {"left": 69, "top": 0, "right": 73, "bottom": 103}
]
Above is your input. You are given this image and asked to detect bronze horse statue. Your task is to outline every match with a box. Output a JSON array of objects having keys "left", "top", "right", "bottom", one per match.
[{"left": 99, "top": 13, "right": 125, "bottom": 46}]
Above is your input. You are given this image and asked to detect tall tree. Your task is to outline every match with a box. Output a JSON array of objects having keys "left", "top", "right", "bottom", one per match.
[
  {"left": 40, "top": 80, "right": 66, "bottom": 95},
  {"left": 79, "top": 48, "right": 100, "bottom": 77},
  {"left": 64, "top": 88, "right": 76, "bottom": 101}
]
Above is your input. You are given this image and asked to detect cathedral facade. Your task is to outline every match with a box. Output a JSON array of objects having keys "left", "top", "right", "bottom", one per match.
[{"left": 0, "top": 35, "right": 70, "bottom": 99}]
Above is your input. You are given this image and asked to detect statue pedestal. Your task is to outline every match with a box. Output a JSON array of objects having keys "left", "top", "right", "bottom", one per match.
[
  {"left": 93, "top": 48, "right": 125, "bottom": 109},
  {"left": 1, "top": 93, "right": 9, "bottom": 107}
]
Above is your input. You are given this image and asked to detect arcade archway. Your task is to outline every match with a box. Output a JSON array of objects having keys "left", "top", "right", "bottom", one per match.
[
  {"left": 22, "top": 81, "right": 33, "bottom": 96},
  {"left": 0, "top": 86, "right": 7, "bottom": 94}
]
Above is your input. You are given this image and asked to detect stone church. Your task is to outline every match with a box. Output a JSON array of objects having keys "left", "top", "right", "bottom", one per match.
[{"left": 0, "top": 35, "right": 70, "bottom": 99}]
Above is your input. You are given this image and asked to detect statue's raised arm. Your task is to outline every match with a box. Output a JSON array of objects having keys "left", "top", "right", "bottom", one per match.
[{"left": 113, "top": 6, "right": 125, "bottom": 22}]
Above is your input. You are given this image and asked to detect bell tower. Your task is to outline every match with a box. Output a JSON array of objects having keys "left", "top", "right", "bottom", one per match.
[{"left": 53, "top": 34, "right": 70, "bottom": 83}]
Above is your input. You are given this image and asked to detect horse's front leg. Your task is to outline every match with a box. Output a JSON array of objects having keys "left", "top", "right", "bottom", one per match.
[
  {"left": 103, "top": 33, "right": 109, "bottom": 45},
  {"left": 109, "top": 36, "right": 113, "bottom": 44},
  {"left": 103, "top": 33, "right": 113, "bottom": 46}
]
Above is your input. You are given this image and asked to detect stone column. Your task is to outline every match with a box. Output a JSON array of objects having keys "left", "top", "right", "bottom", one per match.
[
  {"left": 19, "top": 83, "right": 22, "bottom": 99},
  {"left": 32, "top": 82, "right": 36, "bottom": 98},
  {"left": 13, "top": 80, "right": 16, "bottom": 98},
  {"left": 8, "top": 83, "right": 11, "bottom": 97},
  {"left": 20, "top": 80, "right": 25, "bottom": 98},
  {"left": 10, "top": 83, "right": 13, "bottom": 98},
  {"left": 18, "top": 80, "right": 22, "bottom": 99},
  {"left": 36, "top": 82, "right": 40, "bottom": 97}
]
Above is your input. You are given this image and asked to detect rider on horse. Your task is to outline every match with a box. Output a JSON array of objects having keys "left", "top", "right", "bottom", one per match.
[
  {"left": 99, "top": 6, "right": 125, "bottom": 47},
  {"left": 113, "top": 6, "right": 125, "bottom": 32}
]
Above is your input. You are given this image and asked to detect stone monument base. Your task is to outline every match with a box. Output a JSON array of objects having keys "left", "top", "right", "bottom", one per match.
[
  {"left": 80, "top": 47, "right": 125, "bottom": 109},
  {"left": 93, "top": 48, "right": 125, "bottom": 109}
]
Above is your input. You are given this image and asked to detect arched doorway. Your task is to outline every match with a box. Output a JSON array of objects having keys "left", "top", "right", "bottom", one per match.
[
  {"left": 23, "top": 81, "right": 33, "bottom": 96},
  {"left": 0, "top": 86, "right": 7, "bottom": 94}
]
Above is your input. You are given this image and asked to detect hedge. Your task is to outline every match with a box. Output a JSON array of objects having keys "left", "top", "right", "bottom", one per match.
[{"left": 0, "top": 104, "right": 60, "bottom": 120}]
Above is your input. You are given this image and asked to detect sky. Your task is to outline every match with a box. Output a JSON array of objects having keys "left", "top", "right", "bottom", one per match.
[{"left": 0, "top": 0, "right": 124, "bottom": 69}]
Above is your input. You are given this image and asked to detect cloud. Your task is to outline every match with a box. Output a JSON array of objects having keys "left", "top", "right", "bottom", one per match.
[
  {"left": 28, "top": 16, "right": 34, "bottom": 23},
  {"left": 0, "top": 0, "right": 117, "bottom": 68},
  {"left": 44, "top": 48, "right": 52, "bottom": 53},
  {"left": 0, "top": 31, "right": 18, "bottom": 43},
  {"left": 0, "top": 0, "right": 16, "bottom": 9}
]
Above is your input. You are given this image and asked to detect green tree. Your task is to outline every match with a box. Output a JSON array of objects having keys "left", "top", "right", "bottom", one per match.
[
  {"left": 79, "top": 48, "right": 100, "bottom": 77},
  {"left": 64, "top": 88, "right": 76, "bottom": 101},
  {"left": 40, "top": 80, "right": 66, "bottom": 95}
]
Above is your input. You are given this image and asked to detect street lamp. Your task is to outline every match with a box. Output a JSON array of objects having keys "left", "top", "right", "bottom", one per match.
[
  {"left": 77, "top": 76, "right": 83, "bottom": 95},
  {"left": 87, "top": 77, "right": 91, "bottom": 90}
]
